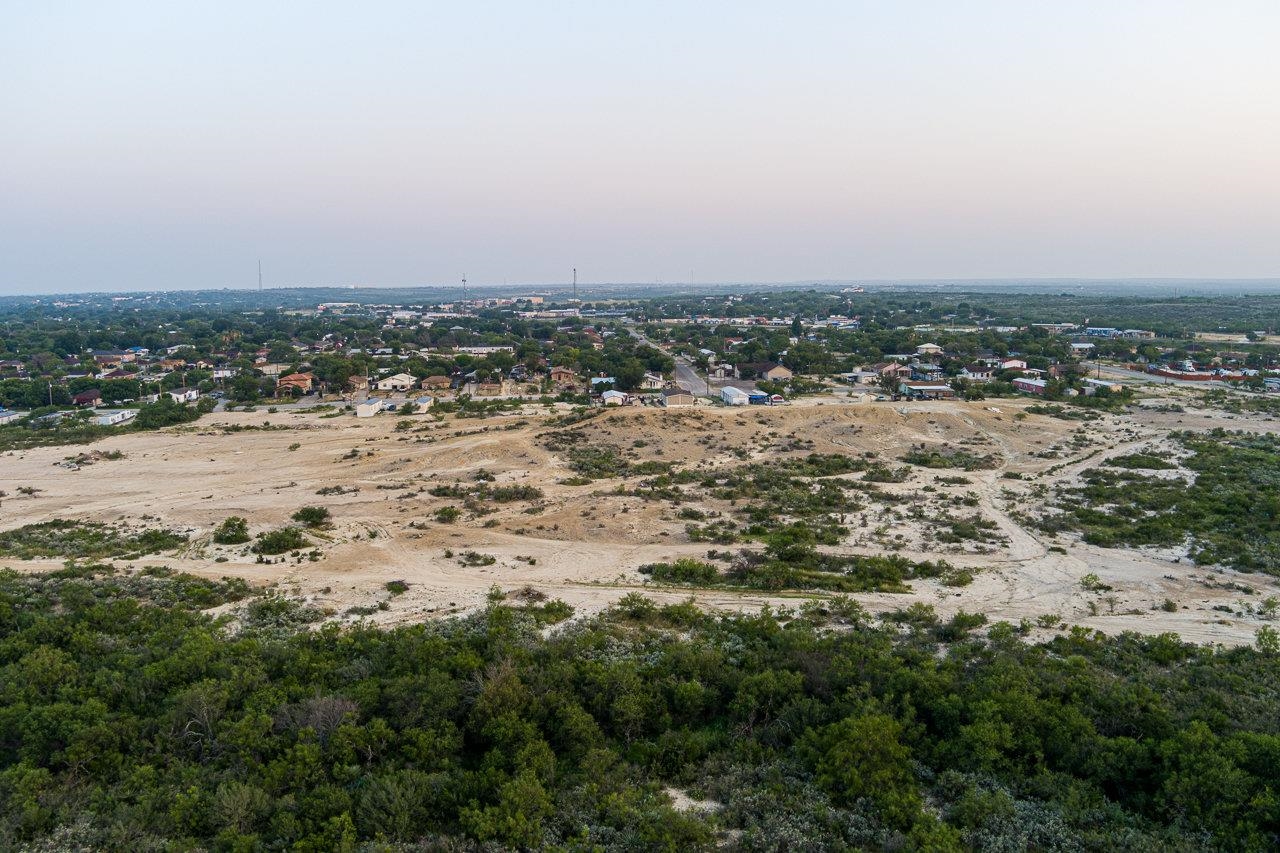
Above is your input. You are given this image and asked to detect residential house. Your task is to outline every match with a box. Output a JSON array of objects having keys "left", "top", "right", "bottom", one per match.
[
  {"left": 898, "top": 381, "right": 956, "bottom": 400},
  {"left": 960, "top": 364, "right": 994, "bottom": 382},
  {"left": 72, "top": 389, "right": 102, "bottom": 407},
  {"left": 375, "top": 373, "right": 418, "bottom": 392},
  {"left": 639, "top": 372, "right": 666, "bottom": 390},
  {"left": 601, "top": 389, "right": 628, "bottom": 406},
  {"left": 660, "top": 387, "right": 695, "bottom": 407},
  {"left": 1000, "top": 359, "right": 1029, "bottom": 371},
  {"left": 276, "top": 372, "right": 314, "bottom": 395},
  {"left": 738, "top": 362, "right": 793, "bottom": 382},
  {"left": 915, "top": 343, "right": 944, "bottom": 357},
  {"left": 168, "top": 388, "right": 200, "bottom": 403},
  {"left": 910, "top": 363, "right": 945, "bottom": 381},
  {"left": 871, "top": 362, "right": 913, "bottom": 380},
  {"left": 420, "top": 375, "right": 452, "bottom": 391},
  {"left": 473, "top": 382, "right": 504, "bottom": 397},
  {"left": 709, "top": 363, "right": 736, "bottom": 380},
  {"left": 549, "top": 366, "right": 577, "bottom": 386}
]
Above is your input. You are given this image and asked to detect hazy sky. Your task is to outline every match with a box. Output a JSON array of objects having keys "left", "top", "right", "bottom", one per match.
[{"left": 2, "top": 1, "right": 1278, "bottom": 294}]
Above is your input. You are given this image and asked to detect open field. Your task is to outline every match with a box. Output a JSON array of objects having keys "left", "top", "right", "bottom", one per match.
[{"left": 3, "top": 389, "right": 1279, "bottom": 645}]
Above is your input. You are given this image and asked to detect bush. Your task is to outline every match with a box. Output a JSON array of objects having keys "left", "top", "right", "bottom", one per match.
[
  {"left": 212, "top": 516, "right": 251, "bottom": 545},
  {"left": 292, "top": 506, "right": 332, "bottom": 528},
  {"left": 251, "top": 527, "right": 310, "bottom": 554},
  {"left": 640, "top": 558, "right": 720, "bottom": 585}
]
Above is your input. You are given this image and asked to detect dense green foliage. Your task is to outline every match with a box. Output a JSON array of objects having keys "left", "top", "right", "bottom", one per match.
[
  {"left": 1044, "top": 431, "right": 1280, "bottom": 572},
  {"left": 642, "top": 546, "right": 968, "bottom": 594},
  {"left": 2, "top": 569, "right": 1280, "bottom": 849}
]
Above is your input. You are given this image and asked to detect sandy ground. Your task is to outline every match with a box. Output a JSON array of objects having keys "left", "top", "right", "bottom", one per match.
[{"left": 2, "top": 390, "right": 1278, "bottom": 646}]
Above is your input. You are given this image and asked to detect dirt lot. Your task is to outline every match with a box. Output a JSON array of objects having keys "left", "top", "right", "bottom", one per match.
[{"left": 3, "top": 391, "right": 1278, "bottom": 645}]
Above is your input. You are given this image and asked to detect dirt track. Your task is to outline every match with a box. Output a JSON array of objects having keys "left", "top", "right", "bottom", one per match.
[{"left": 2, "top": 392, "right": 1277, "bottom": 645}]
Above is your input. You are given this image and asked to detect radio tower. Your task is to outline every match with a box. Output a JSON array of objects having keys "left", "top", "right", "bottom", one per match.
[
  {"left": 461, "top": 274, "right": 467, "bottom": 303},
  {"left": 572, "top": 267, "right": 577, "bottom": 301},
  {"left": 258, "top": 260, "right": 263, "bottom": 291}
]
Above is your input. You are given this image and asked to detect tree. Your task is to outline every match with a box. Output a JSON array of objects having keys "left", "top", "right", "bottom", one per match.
[{"left": 807, "top": 712, "right": 921, "bottom": 829}]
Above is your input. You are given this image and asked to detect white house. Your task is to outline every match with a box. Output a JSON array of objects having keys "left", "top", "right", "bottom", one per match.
[
  {"left": 721, "top": 386, "right": 750, "bottom": 406},
  {"left": 960, "top": 364, "right": 994, "bottom": 382},
  {"left": 601, "top": 389, "right": 628, "bottom": 406},
  {"left": 167, "top": 388, "right": 200, "bottom": 403},
  {"left": 355, "top": 398, "right": 385, "bottom": 418},
  {"left": 638, "top": 372, "right": 665, "bottom": 390},
  {"left": 915, "top": 343, "right": 944, "bottom": 356},
  {"left": 1000, "top": 359, "right": 1028, "bottom": 371},
  {"left": 375, "top": 373, "right": 418, "bottom": 392},
  {"left": 92, "top": 409, "right": 137, "bottom": 427}
]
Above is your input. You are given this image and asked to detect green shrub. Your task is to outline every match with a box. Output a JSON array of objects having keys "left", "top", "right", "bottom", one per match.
[
  {"left": 212, "top": 516, "right": 250, "bottom": 545},
  {"left": 251, "top": 527, "right": 310, "bottom": 554}
]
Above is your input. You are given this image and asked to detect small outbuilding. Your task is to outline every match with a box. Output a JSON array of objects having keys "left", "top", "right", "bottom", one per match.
[{"left": 660, "top": 387, "right": 695, "bottom": 407}]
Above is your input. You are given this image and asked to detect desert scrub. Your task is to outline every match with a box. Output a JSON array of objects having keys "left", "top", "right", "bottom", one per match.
[
  {"left": 900, "top": 448, "right": 1000, "bottom": 471},
  {"left": 640, "top": 558, "right": 721, "bottom": 585},
  {"left": 250, "top": 527, "right": 310, "bottom": 555},
  {"left": 0, "top": 519, "right": 187, "bottom": 560}
]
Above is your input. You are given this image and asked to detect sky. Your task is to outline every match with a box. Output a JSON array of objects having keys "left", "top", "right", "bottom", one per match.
[{"left": 2, "top": 1, "right": 1278, "bottom": 294}]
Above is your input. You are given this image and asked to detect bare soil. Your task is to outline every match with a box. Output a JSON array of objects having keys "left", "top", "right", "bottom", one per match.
[{"left": 3, "top": 391, "right": 1277, "bottom": 645}]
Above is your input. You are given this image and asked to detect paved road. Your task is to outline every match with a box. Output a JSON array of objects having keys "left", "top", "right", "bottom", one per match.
[{"left": 628, "top": 328, "right": 712, "bottom": 396}]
